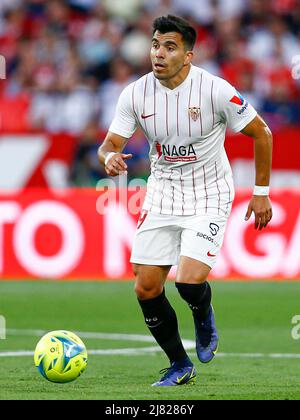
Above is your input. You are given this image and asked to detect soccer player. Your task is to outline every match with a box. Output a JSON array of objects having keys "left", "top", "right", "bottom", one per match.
[{"left": 98, "top": 15, "right": 273, "bottom": 387}]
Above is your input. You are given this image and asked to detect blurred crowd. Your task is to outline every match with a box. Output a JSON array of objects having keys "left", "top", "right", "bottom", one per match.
[{"left": 1, "top": 0, "right": 300, "bottom": 185}]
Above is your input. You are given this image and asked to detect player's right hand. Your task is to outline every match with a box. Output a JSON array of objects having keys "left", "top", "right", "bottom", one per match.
[
  {"left": 244, "top": 195, "right": 273, "bottom": 231},
  {"left": 105, "top": 153, "right": 133, "bottom": 177}
]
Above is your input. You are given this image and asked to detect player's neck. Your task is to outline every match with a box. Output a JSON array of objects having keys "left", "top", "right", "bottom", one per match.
[{"left": 158, "top": 64, "right": 192, "bottom": 90}]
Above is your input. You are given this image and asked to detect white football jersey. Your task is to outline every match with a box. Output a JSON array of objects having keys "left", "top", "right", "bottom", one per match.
[{"left": 109, "top": 65, "right": 257, "bottom": 216}]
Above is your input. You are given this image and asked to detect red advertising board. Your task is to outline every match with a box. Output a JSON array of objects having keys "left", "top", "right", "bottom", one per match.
[{"left": 0, "top": 188, "right": 299, "bottom": 280}]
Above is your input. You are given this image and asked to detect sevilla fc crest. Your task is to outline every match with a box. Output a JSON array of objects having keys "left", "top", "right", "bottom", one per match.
[{"left": 189, "top": 107, "right": 201, "bottom": 121}]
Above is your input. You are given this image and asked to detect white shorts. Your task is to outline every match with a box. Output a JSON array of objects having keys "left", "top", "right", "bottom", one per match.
[{"left": 130, "top": 211, "right": 228, "bottom": 268}]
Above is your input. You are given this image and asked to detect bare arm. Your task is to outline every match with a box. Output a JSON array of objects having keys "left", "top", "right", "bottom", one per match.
[
  {"left": 240, "top": 115, "right": 273, "bottom": 230},
  {"left": 98, "top": 131, "right": 132, "bottom": 177}
]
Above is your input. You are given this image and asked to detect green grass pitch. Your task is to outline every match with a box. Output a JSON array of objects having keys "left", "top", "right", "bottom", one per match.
[{"left": 0, "top": 280, "right": 299, "bottom": 400}]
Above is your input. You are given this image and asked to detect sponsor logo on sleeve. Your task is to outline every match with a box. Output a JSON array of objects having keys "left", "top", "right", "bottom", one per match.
[
  {"left": 230, "top": 92, "right": 245, "bottom": 106},
  {"left": 230, "top": 91, "right": 249, "bottom": 115}
]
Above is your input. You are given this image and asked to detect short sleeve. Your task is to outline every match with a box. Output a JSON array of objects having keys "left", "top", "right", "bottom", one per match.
[
  {"left": 108, "top": 84, "right": 137, "bottom": 138},
  {"left": 216, "top": 79, "right": 257, "bottom": 133}
]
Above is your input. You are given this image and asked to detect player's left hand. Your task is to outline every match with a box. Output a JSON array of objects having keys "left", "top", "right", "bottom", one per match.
[{"left": 244, "top": 196, "right": 273, "bottom": 230}]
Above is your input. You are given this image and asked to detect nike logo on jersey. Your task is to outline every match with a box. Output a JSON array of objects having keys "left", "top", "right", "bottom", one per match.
[
  {"left": 141, "top": 113, "right": 156, "bottom": 119},
  {"left": 207, "top": 251, "right": 217, "bottom": 257}
]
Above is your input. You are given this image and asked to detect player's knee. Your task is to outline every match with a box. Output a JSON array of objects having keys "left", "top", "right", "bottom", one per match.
[
  {"left": 132, "top": 264, "right": 166, "bottom": 299},
  {"left": 134, "top": 281, "right": 163, "bottom": 300},
  {"left": 176, "top": 271, "right": 207, "bottom": 284}
]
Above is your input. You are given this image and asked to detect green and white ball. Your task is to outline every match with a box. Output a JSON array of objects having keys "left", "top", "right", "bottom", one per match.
[{"left": 34, "top": 330, "right": 88, "bottom": 383}]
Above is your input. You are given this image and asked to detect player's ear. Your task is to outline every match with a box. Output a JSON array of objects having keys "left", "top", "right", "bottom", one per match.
[{"left": 184, "top": 51, "right": 194, "bottom": 66}]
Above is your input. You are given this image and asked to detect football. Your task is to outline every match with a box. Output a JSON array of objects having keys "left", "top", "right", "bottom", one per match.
[{"left": 34, "top": 330, "right": 88, "bottom": 383}]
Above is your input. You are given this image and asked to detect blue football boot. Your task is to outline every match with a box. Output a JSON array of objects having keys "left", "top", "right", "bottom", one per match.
[
  {"left": 152, "top": 360, "right": 196, "bottom": 387},
  {"left": 194, "top": 305, "right": 219, "bottom": 363}
]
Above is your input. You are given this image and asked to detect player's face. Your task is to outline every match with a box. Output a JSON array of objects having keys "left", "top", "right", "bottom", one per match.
[{"left": 151, "top": 31, "right": 193, "bottom": 82}]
